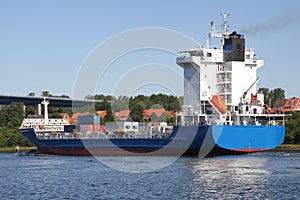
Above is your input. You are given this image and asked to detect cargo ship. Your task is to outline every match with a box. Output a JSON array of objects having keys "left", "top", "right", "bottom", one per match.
[{"left": 19, "top": 14, "right": 285, "bottom": 156}]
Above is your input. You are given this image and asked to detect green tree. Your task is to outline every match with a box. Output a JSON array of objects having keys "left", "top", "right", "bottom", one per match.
[
  {"left": 258, "top": 87, "right": 285, "bottom": 107},
  {"left": 167, "top": 95, "right": 181, "bottom": 111},
  {"left": 285, "top": 112, "right": 300, "bottom": 144},
  {"left": 41, "top": 91, "right": 53, "bottom": 97},
  {"left": 0, "top": 103, "right": 33, "bottom": 147},
  {"left": 129, "top": 95, "right": 149, "bottom": 110},
  {"left": 271, "top": 88, "right": 285, "bottom": 107},
  {"left": 4, "top": 102, "right": 24, "bottom": 128},
  {"left": 129, "top": 103, "right": 145, "bottom": 122},
  {"left": 27, "top": 92, "right": 35, "bottom": 97},
  {"left": 96, "top": 100, "right": 111, "bottom": 111},
  {"left": 104, "top": 109, "right": 115, "bottom": 122},
  {"left": 59, "top": 95, "right": 70, "bottom": 99},
  {"left": 167, "top": 116, "right": 176, "bottom": 126},
  {"left": 25, "top": 106, "right": 35, "bottom": 115}
]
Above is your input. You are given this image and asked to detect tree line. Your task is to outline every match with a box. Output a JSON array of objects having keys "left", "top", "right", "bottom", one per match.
[{"left": 86, "top": 94, "right": 182, "bottom": 124}]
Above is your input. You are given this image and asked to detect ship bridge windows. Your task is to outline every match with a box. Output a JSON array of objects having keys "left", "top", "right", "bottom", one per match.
[
  {"left": 207, "top": 52, "right": 212, "bottom": 57},
  {"left": 185, "top": 64, "right": 191, "bottom": 69},
  {"left": 246, "top": 54, "right": 250, "bottom": 59},
  {"left": 190, "top": 51, "right": 204, "bottom": 56}
]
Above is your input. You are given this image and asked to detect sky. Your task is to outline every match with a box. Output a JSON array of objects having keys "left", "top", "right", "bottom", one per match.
[{"left": 0, "top": 0, "right": 300, "bottom": 99}]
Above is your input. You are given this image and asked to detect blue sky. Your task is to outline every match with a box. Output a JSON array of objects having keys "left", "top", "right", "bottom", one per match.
[{"left": 0, "top": 0, "right": 299, "bottom": 98}]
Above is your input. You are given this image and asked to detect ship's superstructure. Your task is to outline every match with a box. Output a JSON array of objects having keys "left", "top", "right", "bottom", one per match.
[
  {"left": 177, "top": 13, "right": 283, "bottom": 126},
  {"left": 21, "top": 99, "right": 69, "bottom": 133}
]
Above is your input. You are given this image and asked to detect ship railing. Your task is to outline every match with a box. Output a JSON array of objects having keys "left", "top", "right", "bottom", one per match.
[
  {"left": 20, "top": 124, "right": 66, "bottom": 132},
  {"left": 233, "top": 113, "right": 285, "bottom": 126},
  {"left": 35, "top": 130, "right": 172, "bottom": 140}
]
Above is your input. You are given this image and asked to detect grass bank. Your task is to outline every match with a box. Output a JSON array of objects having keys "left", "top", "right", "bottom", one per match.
[
  {"left": 0, "top": 147, "right": 36, "bottom": 153},
  {"left": 272, "top": 144, "right": 300, "bottom": 151}
]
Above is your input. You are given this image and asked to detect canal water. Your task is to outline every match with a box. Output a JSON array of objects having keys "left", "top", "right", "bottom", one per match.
[{"left": 0, "top": 152, "right": 299, "bottom": 199}]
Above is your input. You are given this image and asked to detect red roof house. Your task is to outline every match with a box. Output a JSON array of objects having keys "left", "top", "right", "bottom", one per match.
[{"left": 281, "top": 97, "right": 300, "bottom": 113}]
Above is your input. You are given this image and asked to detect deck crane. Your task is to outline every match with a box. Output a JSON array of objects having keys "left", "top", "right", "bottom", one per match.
[{"left": 242, "top": 77, "right": 261, "bottom": 100}]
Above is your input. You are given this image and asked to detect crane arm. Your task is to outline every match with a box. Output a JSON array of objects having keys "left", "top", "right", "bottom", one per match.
[{"left": 242, "top": 77, "right": 261, "bottom": 99}]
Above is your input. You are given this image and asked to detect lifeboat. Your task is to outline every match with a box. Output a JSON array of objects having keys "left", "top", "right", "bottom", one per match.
[{"left": 210, "top": 95, "right": 227, "bottom": 114}]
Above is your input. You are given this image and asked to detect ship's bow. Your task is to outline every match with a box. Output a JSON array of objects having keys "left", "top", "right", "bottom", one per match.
[
  {"left": 19, "top": 128, "right": 39, "bottom": 146},
  {"left": 212, "top": 125, "right": 285, "bottom": 154}
]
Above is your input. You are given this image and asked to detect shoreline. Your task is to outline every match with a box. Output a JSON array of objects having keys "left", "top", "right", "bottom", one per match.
[
  {"left": 0, "top": 147, "right": 36, "bottom": 153},
  {"left": 271, "top": 144, "right": 300, "bottom": 152},
  {"left": 1, "top": 144, "right": 300, "bottom": 153}
]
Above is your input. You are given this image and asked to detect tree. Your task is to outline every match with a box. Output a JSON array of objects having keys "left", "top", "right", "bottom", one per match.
[
  {"left": 27, "top": 92, "right": 35, "bottom": 97},
  {"left": 104, "top": 109, "right": 115, "bottom": 122},
  {"left": 271, "top": 88, "right": 285, "bottom": 107},
  {"left": 49, "top": 112, "right": 62, "bottom": 118},
  {"left": 4, "top": 102, "right": 24, "bottom": 128},
  {"left": 285, "top": 112, "right": 300, "bottom": 144},
  {"left": 167, "top": 95, "right": 181, "bottom": 111},
  {"left": 96, "top": 100, "right": 111, "bottom": 111},
  {"left": 0, "top": 103, "right": 33, "bottom": 147},
  {"left": 258, "top": 87, "right": 285, "bottom": 107},
  {"left": 25, "top": 106, "right": 35, "bottom": 115},
  {"left": 41, "top": 91, "right": 52, "bottom": 97},
  {"left": 167, "top": 116, "right": 176, "bottom": 126},
  {"left": 129, "top": 95, "right": 149, "bottom": 110},
  {"left": 129, "top": 103, "right": 145, "bottom": 122},
  {"left": 59, "top": 95, "right": 70, "bottom": 99}
]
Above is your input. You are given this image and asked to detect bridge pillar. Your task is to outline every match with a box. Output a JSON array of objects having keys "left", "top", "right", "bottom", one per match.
[
  {"left": 23, "top": 105, "right": 26, "bottom": 116},
  {"left": 38, "top": 104, "right": 41, "bottom": 115}
]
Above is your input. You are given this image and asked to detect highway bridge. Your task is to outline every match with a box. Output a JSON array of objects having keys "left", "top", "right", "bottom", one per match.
[{"left": 0, "top": 95, "right": 102, "bottom": 107}]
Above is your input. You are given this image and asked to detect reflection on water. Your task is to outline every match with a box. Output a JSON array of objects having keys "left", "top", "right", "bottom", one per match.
[
  {"left": 0, "top": 152, "right": 299, "bottom": 199},
  {"left": 186, "top": 156, "right": 270, "bottom": 199},
  {"left": 95, "top": 156, "right": 180, "bottom": 173},
  {"left": 184, "top": 153, "right": 300, "bottom": 199}
]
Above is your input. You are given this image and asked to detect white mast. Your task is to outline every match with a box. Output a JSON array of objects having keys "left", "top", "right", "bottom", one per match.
[
  {"left": 221, "top": 13, "right": 229, "bottom": 45},
  {"left": 221, "top": 13, "right": 229, "bottom": 35},
  {"left": 41, "top": 98, "right": 50, "bottom": 125},
  {"left": 208, "top": 13, "right": 230, "bottom": 47}
]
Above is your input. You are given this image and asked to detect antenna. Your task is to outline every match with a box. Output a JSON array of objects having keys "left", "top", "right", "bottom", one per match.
[
  {"left": 221, "top": 13, "right": 229, "bottom": 36},
  {"left": 208, "top": 13, "right": 230, "bottom": 47},
  {"left": 220, "top": 13, "right": 230, "bottom": 46},
  {"left": 211, "top": 21, "right": 215, "bottom": 33}
]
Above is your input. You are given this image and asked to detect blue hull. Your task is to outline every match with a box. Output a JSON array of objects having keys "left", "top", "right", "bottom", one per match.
[{"left": 19, "top": 125, "right": 285, "bottom": 156}]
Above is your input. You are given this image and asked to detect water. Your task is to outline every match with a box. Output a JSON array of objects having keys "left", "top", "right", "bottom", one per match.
[{"left": 0, "top": 152, "right": 299, "bottom": 200}]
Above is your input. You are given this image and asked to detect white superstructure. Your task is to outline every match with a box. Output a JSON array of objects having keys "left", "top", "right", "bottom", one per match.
[
  {"left": 20, "top": 117, "right": 69, "bottom": 132},
  {"left": 20, "top": 98, "right": 70, "bottom": 133},
  {"left": 177, "top": 13, "right": 283, "bottom": 126}
]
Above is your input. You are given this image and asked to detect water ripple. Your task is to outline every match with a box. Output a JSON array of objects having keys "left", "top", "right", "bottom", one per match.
[{"left": 0, "top": 152, "right": 299, "bottom": 199}]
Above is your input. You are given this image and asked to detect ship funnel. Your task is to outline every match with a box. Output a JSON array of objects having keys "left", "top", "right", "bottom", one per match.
[{"left": 223, "top": 31, "right": 245, "bottom": 62}]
